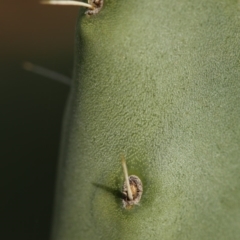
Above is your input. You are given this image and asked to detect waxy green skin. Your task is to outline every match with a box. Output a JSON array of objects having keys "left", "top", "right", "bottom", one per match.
[{"left": 52, "top": 0, "right": 240, "bottom": 239}]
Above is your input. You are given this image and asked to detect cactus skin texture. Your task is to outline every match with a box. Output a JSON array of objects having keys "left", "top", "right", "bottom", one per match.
[{"left": 52, "top": 1, "right": 240, "bottom": 239}]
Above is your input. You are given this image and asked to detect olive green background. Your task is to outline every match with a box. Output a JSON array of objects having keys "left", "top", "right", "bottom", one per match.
[{"left": 52, "top": 0, "right": 240, "bottom": 239}]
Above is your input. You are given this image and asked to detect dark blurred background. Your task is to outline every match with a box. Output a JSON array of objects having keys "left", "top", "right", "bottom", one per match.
[{"left": 0, "top": 1, "right": 79, "bottom": 239}]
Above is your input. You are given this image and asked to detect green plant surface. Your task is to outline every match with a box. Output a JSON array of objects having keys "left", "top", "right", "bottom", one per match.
[{"left": 52, "top": 0, "right": 240, "bottom": 239}]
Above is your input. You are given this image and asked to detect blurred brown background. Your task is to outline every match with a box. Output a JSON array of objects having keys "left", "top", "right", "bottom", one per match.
[{"left": 0, "top": 1, "right": 79, "bottom": 239}]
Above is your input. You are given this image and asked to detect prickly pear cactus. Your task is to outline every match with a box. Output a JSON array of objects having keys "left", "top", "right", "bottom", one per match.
[{"left": 52, "top": 0, "right": 240, "bottom": 239}]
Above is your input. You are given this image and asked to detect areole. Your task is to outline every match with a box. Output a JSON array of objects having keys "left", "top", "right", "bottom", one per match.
[{"left": 41, "top": 0, "right": 104, "bottom": 15}]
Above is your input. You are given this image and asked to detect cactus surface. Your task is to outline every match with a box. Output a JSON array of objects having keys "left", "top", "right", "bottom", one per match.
[{"left": 52, "top": 1, "right": 240, "bottom": 239}]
